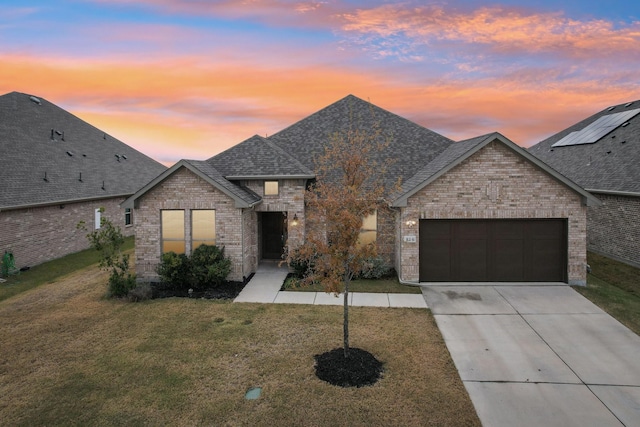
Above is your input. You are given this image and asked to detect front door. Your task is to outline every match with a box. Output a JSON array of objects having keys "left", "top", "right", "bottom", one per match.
[{"left": 261, "top": 212, "right": 287, "bottom": 260}]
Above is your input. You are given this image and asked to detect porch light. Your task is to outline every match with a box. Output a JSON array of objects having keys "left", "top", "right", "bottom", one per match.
[
  {"left": 291, "top": 214, "right": 299, "bottom": 226},
  {"left": 405, "top": 220, "right": 416, "bottom": 227}
]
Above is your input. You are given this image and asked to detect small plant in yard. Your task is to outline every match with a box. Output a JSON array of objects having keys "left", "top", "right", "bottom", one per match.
[{"left": 78, "top": 208, "right": 136, "bottom": 298}]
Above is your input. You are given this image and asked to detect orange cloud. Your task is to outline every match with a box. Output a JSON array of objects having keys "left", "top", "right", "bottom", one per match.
[{"left": 1, "top": 50, "right": 634, "bottom": 166}]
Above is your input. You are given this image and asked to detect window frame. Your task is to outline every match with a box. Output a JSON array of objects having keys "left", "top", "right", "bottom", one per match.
[
  {"left": 161, "top": 209, "right": 186, "bottom": 254},
  {"left": 357, "top": 210, "right": 378, "bottom": 248},
  {"left": 191, "top": 209, "right": 216, "bottom": 251},
  {"left": 264, "top": 180, "right": 279, "bottom": 196},
  {"left": 125, "top": 208, "right": 132, "bottom": 226}
]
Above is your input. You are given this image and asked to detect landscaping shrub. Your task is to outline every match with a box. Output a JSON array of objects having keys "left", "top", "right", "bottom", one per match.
[
  {"left": 157, "top": 252, "right": 191, "bottom": 290},
  {"left": 288, "top": 246, "right": 317, "bottom": 278},
  {"left": 190, "top": 244, "right": 231, "bottom": 290},
  {"left": 157, "top": 245, "right": 231, "bottom": 291},
  {"left": 357, "top": 256, "right": 392, "bottom": 279}
]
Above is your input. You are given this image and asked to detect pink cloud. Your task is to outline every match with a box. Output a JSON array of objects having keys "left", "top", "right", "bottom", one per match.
[{"left": 340, "top": 5, "right": 640, "bottom": 59}]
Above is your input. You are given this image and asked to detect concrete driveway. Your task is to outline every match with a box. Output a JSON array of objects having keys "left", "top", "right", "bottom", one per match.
[{"left": 422, "top": 283, "right": 640, "bottom": 427}]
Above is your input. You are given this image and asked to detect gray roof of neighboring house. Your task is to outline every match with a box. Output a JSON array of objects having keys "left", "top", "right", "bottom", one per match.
[
  {"left": 207, "top": 134, "right": 314, "bottom": 179},
  {"left": 529, "top": 100, "right": 640, "bottom": 195},
  {"left": 0, "top": 91, "right": 166, "bottom": 210},
  {"left": 393, "top": 132, "right": 600, "bottom": 207}
]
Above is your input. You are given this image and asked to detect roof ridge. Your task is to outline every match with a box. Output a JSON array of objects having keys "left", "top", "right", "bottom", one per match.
[{"left": 263, "top": 137, "right": 314, "bottom": 175}]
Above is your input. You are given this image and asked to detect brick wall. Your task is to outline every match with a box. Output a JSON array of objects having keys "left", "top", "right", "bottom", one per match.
[
  {"left": 399, "top": 141, "right": 588, "bottom": 285},
  {"left": 134, "top": 167, "right": 246, "bottom": 282},
  {"left": 0, "top": 197, "right": 131, "bottom": 270},
  {"left": 587, "top": 193, "right": 640, "bottom": 268}
]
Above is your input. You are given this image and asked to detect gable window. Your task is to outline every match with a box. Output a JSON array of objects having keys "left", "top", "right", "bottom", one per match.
[
  {"left": 161, "top": 210, "right": 185, "bottom": 254},
  {"left": 264, "top": 181, "right": 279, "bottom": 196},
  {"left": 192, "top": 210, "right": 216, "bottom": 250},
  {"left": 125, "top": 208, "right": 132, "bottom": 226},
  {"left": 357, "top": 210, "right": 377, "bottom": 247}
]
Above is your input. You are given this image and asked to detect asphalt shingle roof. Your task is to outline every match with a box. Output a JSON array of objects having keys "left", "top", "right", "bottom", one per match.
[
  {"left": 264, "top": 95, "right": 454, "bottom": 188},
  {"left": 529, "top": 100, "right": 640, "bottom": 194},
  {"left": 207, "top": 134, "right": 313, "bottom": 178},
  {"left": 0, "top": 91, "right": 166, "bottom": 209}
]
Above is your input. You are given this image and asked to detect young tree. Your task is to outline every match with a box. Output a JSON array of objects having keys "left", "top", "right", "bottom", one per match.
[
  {"left": 78, "top": 208, "right": 136, "bottom": 297},
  {"left": 295, "top": 109, "right": 393, "bottom": 358}
]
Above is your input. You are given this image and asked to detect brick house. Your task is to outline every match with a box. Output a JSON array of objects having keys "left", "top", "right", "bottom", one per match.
[
  {"left": 0, "top": 92, "right": 166, "bottom": 270},
  {"left": 125, "top": 96, "right": 598, "bottom": 285},
  {"left": 530, "top": 100, "right": 640, "bottom": 268}
]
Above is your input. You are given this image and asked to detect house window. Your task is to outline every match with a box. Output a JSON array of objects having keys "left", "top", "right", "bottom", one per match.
[
  {"left": 125, "top": 208, "right": 132, "bottom": 226},
  {"left": 94, "top": 208, "right": 102, "bottom": 230},
  {"left": 161, "top": 210, "right": 185, "bottom": 254},
  {"left": 357, "top": 210, "right": 377, "bottom": 247},
  {"left": 264, "top": 181, "right": 279, "bottom": 196},
  {"left": 192, "top": 210, "right": 216, "bottom": 250}
]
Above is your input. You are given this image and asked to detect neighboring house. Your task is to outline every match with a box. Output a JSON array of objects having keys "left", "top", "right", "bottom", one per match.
[
  {"left": 125, "top": 95, "right": 598, "bottom": 286},
  {"left": 0, "top": 91, "right": 166, "bottom": 270},
  {"left": 530, "top": 100, "right": 640, "bottom": 268}
]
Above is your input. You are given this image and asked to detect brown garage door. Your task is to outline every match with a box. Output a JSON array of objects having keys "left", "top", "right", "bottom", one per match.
[{"left": 419, "top": 219, "right": 567, "bottom": 282}]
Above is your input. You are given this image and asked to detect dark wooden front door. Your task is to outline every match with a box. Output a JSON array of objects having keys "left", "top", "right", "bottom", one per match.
[
  {"left": 419, "top": 219, "right": 567, "bottom": 282},
  {"left": 261, "top": 212, "right": 286, "bottom": 260}
]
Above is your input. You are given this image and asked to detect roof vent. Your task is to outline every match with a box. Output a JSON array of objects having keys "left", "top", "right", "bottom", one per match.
[
  {"left": 625, "top": 102, "right": 634, "bottom": 107},
  {"left": 607, "top": 106, "right": 615, "bottom": 111},
  {"left": 43, "top": 172, "right": 49, "bottom": 182},
  {"left": 121, "top": 154, "right": 127, "bottom": 160},
  {"left": 115, "top": 154, "right": 121, "bottom": 162},
  {"left": 79, "top": 172, "right": 83, "bottom": 182},
  {"left": 66, "top": 151, "right": 73, "bottom": 157},
  {"left": 55, "top": 130, "right": 63, "bottom": 136},
  {"left": 102, "top": 181, "right": 106, "bottom": 190},
  {"left": 29, "top": 96, "right": 41, "bottom": 105},
  {"left": 622, "top": 122, "right": 630, "bottom": 127},
  {"left": 50, "top": 129, "right": 55, "bottom": 141}
]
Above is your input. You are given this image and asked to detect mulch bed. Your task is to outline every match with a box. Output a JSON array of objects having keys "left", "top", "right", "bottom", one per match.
[
  {"left": 314, "top": 347, "right": 384, "bottom": 387},
  {"left": 151, "top": 281, "right": 246, "bottom": 300}
]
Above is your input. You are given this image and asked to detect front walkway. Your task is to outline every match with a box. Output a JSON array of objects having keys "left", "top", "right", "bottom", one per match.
[
  {"left": 422, "top": 283, "right": 640, "bottom": 427},
  {"left": 234, "top": 262, "right": 427, "bottom": 308}
]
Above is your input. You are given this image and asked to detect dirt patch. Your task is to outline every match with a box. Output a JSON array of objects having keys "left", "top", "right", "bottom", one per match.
[{"left": 314, "top": 347, "right": 384, "bottom": 387}]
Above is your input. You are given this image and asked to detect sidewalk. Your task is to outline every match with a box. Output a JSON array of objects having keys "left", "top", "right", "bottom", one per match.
[{"left": 234, "top": 262, "right": 427, "bottom": 309}]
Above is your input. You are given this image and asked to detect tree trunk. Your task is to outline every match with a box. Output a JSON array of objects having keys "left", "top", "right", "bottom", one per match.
[{"left": 343, "top": 271, "right": 350, "bottom": 358}]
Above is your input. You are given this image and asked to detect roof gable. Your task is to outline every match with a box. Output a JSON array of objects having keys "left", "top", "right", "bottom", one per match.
[
  {"left": 0, "top": 91, "right": 166, "bottom": 210},
  {"left": 393, "top": 132, "right": 600, "bottom": 207},
  {"left": 123, "top": 160, "right": 261, "bottom": 209},
  {"left": 529, "top": 100, "right": 640, "bottom": 195},
  {"left": 207, "top": 134, "right": 313, "bottom": 179}
]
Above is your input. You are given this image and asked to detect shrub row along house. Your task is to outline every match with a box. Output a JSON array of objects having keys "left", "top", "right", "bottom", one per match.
[
  {"left": 125, "top": 95, "right": 599, "bottom": 286},
  {"left": 530, "top": 100, "right": 640, "bottom": 268},
  {"left": 0, "top": 92, "right": 166, "bottom": 269}
]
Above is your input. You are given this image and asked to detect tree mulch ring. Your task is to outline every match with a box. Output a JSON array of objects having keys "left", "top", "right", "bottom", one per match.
[
  {"left": 151, "top": 281, "right": 246, "bottom": 300},
  {"left": 314, "top": 347, "right": 384, "bottom": 388}
]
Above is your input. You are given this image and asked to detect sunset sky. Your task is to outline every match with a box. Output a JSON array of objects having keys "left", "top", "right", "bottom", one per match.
[{"left": 2, "top": 1, "right": 639, "bottom": 165}]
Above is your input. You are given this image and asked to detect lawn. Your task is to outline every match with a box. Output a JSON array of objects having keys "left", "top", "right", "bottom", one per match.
[
  {"left": 573, "top": 252, "right": 640, "bottom": 336},
  {"left": 0, "top": 236, "right": 134, "bottom": 303},
  {"left": 0, "top": 263, "right": 480, "bottom": 426}
]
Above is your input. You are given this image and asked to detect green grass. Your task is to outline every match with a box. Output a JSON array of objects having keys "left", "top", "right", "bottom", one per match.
[
  {"left": 0, "top": 236, "right": 134, "bottom": 303},
  {"left": 0, "top": 262, "right": 480, "bottom": 426},
  {"left": 282, "top": 275, "right": 423, "bottom": 294},
  {"left": 573, "top": 252, "right": 640, "bottom": 335}
]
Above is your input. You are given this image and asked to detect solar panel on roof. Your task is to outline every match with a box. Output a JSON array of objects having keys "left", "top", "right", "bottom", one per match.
[{"left": 552, "top": 108, "right": 640, "bottom": 147}]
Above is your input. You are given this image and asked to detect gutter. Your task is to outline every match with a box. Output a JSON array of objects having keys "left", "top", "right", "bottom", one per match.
[
  {"left": 586, "top": 189, "right": 640, "bottom": 198},
  {"left": 1, "top": 193, "right": 133, "bottom": 212}
]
